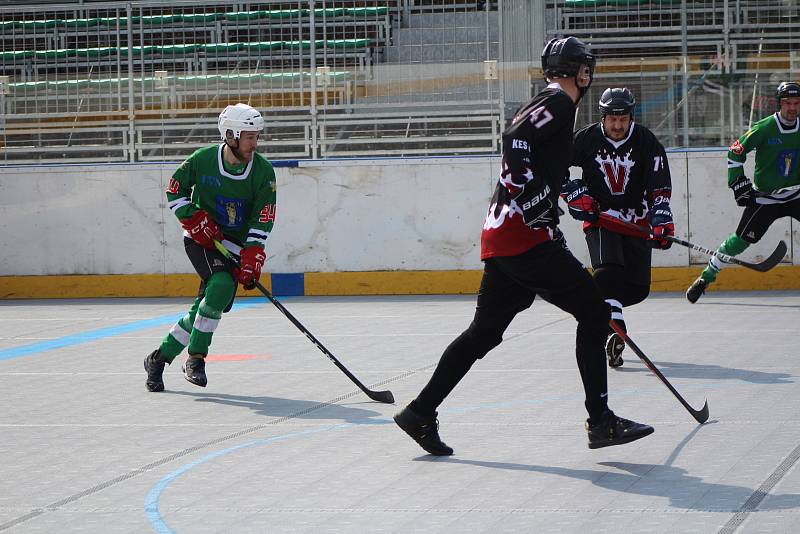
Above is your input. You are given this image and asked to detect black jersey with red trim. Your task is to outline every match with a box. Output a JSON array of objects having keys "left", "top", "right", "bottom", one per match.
[
  {"left": 570, "top": 122, "right": 671, "bottom": 227},
  {"left": 481, "top": 85, "right": 576, "bottom": 259}
]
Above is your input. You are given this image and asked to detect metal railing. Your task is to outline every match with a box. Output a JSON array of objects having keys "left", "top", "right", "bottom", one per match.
[
  {"left": 1, "top": 0, "right": 799, "bottom": 164},
  {"left": 1, "top": 0, "right": 503, "bottom": 163},
  {"left": 318, "top": 101, "right": 501, "bottom": 157},
  {"left": 546, "top": 0, "right": 800, "bottom": 147}
]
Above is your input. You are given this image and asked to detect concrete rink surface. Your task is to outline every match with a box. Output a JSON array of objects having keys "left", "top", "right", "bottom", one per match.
[{"left": 1, "top": 291, "right": 799, "bottom": 533}]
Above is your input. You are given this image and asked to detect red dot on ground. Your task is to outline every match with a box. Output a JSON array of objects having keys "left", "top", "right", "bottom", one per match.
[{"left": 205, "top": 354, "right": 271, "bottom": 362}]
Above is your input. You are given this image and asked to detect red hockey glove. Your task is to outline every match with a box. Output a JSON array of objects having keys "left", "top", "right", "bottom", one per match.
[
  {"left": 561, "top": 180, "right": 599, "bottom": 222},
  {"left": 181, "top": 210, "right": 224, "bottom": 250},
  {"left": 648, "top": 201, "right": 674, "bottom": 250},
  {"left": 236, "top": 246, "right": 266, "bottom": 290}
]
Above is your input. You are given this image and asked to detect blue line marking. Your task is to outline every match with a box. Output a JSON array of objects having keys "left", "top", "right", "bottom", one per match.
[
  {"left": 144, "top": 424, "right": 348, "bottom": 533},
  {"left": 0, "top": 299, "right": 267, "bottom": 362},
  {"left": 141, "top": 377, "right": 735, "bottom": 532}
]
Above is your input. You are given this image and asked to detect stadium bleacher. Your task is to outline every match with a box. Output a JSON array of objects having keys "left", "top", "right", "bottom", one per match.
[{"left": 0, "top": 0, "right": 797, "bottom": 162}]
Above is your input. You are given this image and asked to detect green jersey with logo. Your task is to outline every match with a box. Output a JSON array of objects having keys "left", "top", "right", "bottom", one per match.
[
  {"left": 166, "top": 144, "right": 276, "bottom": 250},
  {"left": 728, "top": 113, "right": 800, "bottom": 203}
]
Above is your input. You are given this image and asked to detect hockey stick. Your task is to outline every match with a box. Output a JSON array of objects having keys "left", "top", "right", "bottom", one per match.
[
  {"left": 598, "top": 213, "right": 787, "bottom": 272},
  {"left": 212, "top": 241, "right": 395, "bottom": 404},
  {"left": 609, "top": 321, "right": 709, "bottom": 424}
]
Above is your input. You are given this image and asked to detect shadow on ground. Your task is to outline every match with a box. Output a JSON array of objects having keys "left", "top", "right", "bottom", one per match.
[{"left": 169, "top": 390, "right": 384, "bottom": 424}]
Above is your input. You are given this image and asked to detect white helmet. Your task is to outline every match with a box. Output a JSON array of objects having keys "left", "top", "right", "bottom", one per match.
[{"left": 218, "top": 103, "right": 264, "bottom": 141}]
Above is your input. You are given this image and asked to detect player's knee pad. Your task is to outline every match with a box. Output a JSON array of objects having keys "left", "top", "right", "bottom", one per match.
[
  {"left": 203, "top": 271, "right": 236, "bottom": 312},
  {"left": 622, "top": 283, "right": 649, "bottom": 307},
  {"left": 592, "top": 264, "right": 626, "bottom": 298}
]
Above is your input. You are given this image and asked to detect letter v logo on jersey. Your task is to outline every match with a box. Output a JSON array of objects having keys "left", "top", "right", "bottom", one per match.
[
  {"left": 603, "top": 161, "right": 627, "bottom": 193},
  {"left": 595, "top": 152, "right": 635, "bottom": 195}
]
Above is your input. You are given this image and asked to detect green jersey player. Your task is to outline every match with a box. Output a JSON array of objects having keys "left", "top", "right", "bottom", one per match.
[
  {"left": 687, "top": 82, "right": 800, "bottom": 303},
  {"left": 144, "top": 103, "right": 277, "bottom": 391}
]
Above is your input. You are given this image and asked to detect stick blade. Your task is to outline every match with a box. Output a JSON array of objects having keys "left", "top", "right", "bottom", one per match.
[
  {"left": 366, "top": 389, "right": 395, "bottom": 404},
  {"left": 692, "top": 400, "right": 710, "bottom": 424},
  {"left": 750, "top": 240, "right": 787, "bottom": 272}
]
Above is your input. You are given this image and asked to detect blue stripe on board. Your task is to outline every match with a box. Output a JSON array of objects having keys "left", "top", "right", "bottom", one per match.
[
  {"left": 0, "top": 159, "right": 300, "bottom": 170},
  {"left": 270, "top": 159, "right": 299, "bottom": 168},
  {"left": 0, "top": 299, "right": 268, "bottom": 361},
  {"left": 270, "top": 273, "right": 304, "bottom": 296}
]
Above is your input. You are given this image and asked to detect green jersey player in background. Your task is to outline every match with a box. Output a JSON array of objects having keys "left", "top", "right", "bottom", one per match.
[
  {"left": 144, "top": 103, "right": 277, "bottom": 391},
  {"left": 686, "top": 82, "right": 800, "bottom": 303}
]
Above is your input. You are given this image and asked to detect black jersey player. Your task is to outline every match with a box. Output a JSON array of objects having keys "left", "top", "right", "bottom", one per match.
[
  {"left": 564, "top": 88, "right": 673, "bottom": 367},
  {"left": 393, "top": 38, "right": 653, "bottom": 456},
  {"left": 564, "top": 87, "right": 674, "bottom": 368}
]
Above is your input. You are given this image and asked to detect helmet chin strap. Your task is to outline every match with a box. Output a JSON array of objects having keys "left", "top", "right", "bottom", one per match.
[
  {"left": 576, "top": 84, "right": 588, "bottom": 103},
  {"left": 575, "top": 71, "right": 593, "bottom": 103},
  {"left": 224, "top": 137, "right": 247, "bottom": 163},
  {"left": 570, "top": 81, "right": 589, "bottom": 104}
]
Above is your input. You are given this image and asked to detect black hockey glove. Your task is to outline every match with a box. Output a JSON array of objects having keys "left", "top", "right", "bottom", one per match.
[
  {"left": 561, "top": 180, "right": 599, "bottom": 222},
  {"left": 730, "top": 175, "right": 755, "bottom": 207},
  {"left": 513, "top": 181, "right": 557, "bottom": 229},
  {"left": 648, "top": 201, "right": 674, "bottom": 250}
]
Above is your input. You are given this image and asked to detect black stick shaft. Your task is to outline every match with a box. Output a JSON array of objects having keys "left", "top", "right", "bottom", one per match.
[
  {"left": 212, "top": 241, "right": 394, "bottom": 403},
  {"left": 253, "top": 281, "right": 394, "bottom": 403},
  {"left": 609, "top": 321, "right": 709, "bottom": 424}
]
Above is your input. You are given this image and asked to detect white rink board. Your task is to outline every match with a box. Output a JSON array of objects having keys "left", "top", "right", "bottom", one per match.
[{"left": 0, "top": 151, "right": 796, "bottom": 276}]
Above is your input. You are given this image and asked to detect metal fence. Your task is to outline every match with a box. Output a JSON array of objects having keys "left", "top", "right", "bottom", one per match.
[
  {"left": 0, "top": 0, "right": 798, "bottom": 164},
  {"left": 548, "top": 0, "right": 800, "bottom": 147},
  {"left": 0, "top": 0, "right": 502, "bottom": 163}
]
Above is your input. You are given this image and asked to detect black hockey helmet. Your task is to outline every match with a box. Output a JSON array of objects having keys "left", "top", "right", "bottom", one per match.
[
  {"left": 541, "top": 36, "right": 596, "bottom": 81},
  {"left": 599, "top": 87, "right": 636, "bottom": 118},
  {"left": 776, "top": 81, "right": 800, "bottom": 108}
]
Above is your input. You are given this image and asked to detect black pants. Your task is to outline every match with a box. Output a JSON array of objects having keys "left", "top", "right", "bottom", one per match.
[
  {"left": 736, "top": 198, "right": 800, "bottom": 243},
  {"left": 585, "top": 227, "right": 652, "bottom": 326},
  {"left": 413, "top": 240, "right": 611, "bottom": 422},
  {"left": 585, "top": 226, "right": 652, "bottom": 286}
]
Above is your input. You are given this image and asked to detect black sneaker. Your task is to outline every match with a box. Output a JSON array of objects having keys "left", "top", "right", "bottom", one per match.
[
  {"left": 686, "top": 278, "right": 708, "bottom": 304},
  {"left": 182, "top": 355, "right": 207, "bottom": 387},
  {"left": 586, "top": 411, "right": 654, "bottom": 449},
  {"left": 144, "top": 349, "right": 167, "bottom": 392},
  {"left": 605, "top": 333, "right": 625, "bottom": 368},
  {"left": 394, "top": 405, "right": 453, "bottom": 456}
]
